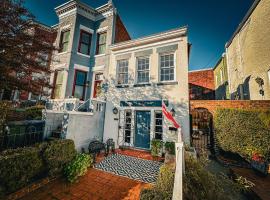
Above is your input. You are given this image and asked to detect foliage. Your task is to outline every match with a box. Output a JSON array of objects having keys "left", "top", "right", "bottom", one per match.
[
  {"left": 141, "top": 156, "right": 239, "bottom": 200},
  {"left": 0, "top": 101, "right": 11, "bottom": 135},
  {"left": 43, "top": 139, "right": 76, "bottom": 177},
  {"left": 164, "top": 141, "right": 175, "bottom": 155},
  {"left": 0, "top": 139, "right": 76, "bottom": 196},
  {"left": 0, "top": 147, "right": 44, "bottom": 195},
  {"left": 0, "top": 0, "right": 56, "bottom": 94},
  {"left": 258, "top": 110, "right": 270, "bottom": 128},
  {"left": 64, "top": 153, "right": 93, "bottom": 183},
  {"left": 235, "top": 176, "right": 255, "bottom": 192},
  {"left": 151, "top": 139, "right": 163, "bottom": 157},
  {"left": 215, "top": 109, "right": 270, "bottom": 161},
  {"left": 25, "top": 105, "right": 44, "bottom": 120}
]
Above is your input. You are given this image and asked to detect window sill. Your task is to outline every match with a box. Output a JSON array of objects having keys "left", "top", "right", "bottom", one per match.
[
  {"left": 116, "top": 85, "right": 130, "bottom": 88},
  {"left": 157, "top": 81, "right": 178, "bottom": 86},
  {"left": 77, "top": 52, "right": 90, "bottom": 58},
  {"left": 94, "top": 53, "right": 106, "bottom": 58},
  {"left": 57, "top": 51, "right": 68, "bottom": 56},
  {"left": 133, "top": 83, "right": 151, "bottom": 87}
]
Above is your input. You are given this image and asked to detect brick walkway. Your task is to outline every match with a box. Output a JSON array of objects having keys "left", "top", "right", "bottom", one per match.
[{"left": 20, "top": 149, "right": 156, "bottom": 200}]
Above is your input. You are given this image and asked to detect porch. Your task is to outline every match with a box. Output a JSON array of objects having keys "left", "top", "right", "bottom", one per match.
[{"left": 20, "top": 149, "right": 161, "bottom": 200}]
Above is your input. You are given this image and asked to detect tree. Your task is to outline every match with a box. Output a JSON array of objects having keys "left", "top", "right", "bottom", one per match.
[{"left": 0, "top": 0, "right": 56, "bottom": 98}]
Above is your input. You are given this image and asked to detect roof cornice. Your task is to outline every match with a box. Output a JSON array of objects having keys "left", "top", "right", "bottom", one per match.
[{"left": 110, "top": 26, "right": 188, "bottom": 51}]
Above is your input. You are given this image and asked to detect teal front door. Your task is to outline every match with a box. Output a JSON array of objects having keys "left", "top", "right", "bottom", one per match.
[{"left": 135, "top": 111, "right": 151, "bottom": 149}]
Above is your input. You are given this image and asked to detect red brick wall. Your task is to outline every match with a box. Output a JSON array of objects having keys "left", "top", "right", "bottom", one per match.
[
  {"left": 189, "top": 69, "right": 214, "bottom": 90},
  {"left": 114, "top": 15, "right": 131, "bottom": 43},
  {"left": 190, "top": 100, "right": 270, "bottom": 115},
  {"left": 189, "top": 69, "right": 215, "bottom": 100}
]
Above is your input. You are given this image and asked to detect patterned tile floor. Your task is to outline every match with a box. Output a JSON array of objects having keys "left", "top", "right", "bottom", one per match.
[{"left": 20, "top": 149, "right": 156, "bottom": 200}]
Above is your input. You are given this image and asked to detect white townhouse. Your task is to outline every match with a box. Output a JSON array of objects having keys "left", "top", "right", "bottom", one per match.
[{"left": 102, "top": 27, "right": 190, "bottom": 149}]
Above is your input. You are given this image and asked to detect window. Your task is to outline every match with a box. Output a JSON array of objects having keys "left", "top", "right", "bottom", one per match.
[
  {"left": 155, "top": 111, "right": 163, "bottom": 140},
  {"left": 72, "top": 70, "right": 87, "bottom": 100},
  {"left": 52, "top": 70, "right": 65, "bottom": 99},
  {"left": 78, "top": 30, "right": 92, "bottom": 55},
  {"left": 93, "top": 73, "right": 103, "bottom": 98},
  {"left": 96, "top": 32, "right": 106, "bottom": 55},
  {"left": 36, "top": 52, "right": 49, "bottom": 67},
  {"left": 59, "top": 30, "right": 70, "bottom": 53},
  {"left": 124, "top": 110, "right": 132, "bottom": 143},
  {"left": 160, "top": 53, "right": 175, "bottom": 81},
  {"left": 117, "top": 59, "right": 129, "bottom": 85},
  {"left": 137, "top": 57, "right": 150, "bottom": 83}
]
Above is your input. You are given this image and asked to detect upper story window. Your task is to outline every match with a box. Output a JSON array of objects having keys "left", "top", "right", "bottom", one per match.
[
  {"left": 72, "top": 70, "right": 87, "bottom": 100},
  {"left": 160, "top": 53, "right": 175, "bottom": 82},
  {"left": 117, "top": 59, "right": 129, "bottom": 85},
  {"left": 59, "top": 30, "right": 70, "bottom": 53},
  {"left": 137, "top": 57, "right": 150, "bottom": 84},
  {"left": 96, "top": 32, "right": 107, "bottom": 55},
  {"left": 78, "top": 30, "right": 92, "bottom": 55}
]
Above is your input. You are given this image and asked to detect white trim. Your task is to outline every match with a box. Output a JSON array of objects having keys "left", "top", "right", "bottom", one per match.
[
  {"left": 94, "top": 53, "right": 106, "bottom": 58},
  {"left": 79, "top": 24, "right": 94, "bottom": 34},
  {"left": 52, "top": 63, "right": 67, "bottom": 70},
  {"left": 59, "top": 8, "right": 77, "bottom": 19},
  {"left": 97, "top": 26, "right": 108, "bottom": 33},
  {"left": 57, "top": 51, "right": 69, "bottom": 56},
  {"left": 74, "top": 64, "right": 90, "bottom": 72},
  {"left": 92, "top": 65, "right": 105, "bottom": 72},
  {"left": 77, "top": 52, "right": 90, "bottom": 58},
  {"left": 61, "top": 24, "right": 71, "bottom": 30}
]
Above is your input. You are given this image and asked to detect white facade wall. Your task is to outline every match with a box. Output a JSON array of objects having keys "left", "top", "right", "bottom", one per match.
[{"left": 103, "top": 28, "right": 190, "bottom": 149}]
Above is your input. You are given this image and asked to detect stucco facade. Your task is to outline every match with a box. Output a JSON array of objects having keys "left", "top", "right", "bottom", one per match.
[
  {"left": 102, "top": 27, "right": 190, "bottom": 148},
  {"left": 213, "top": 54, "right": 229, "bottom": 100},
  {"left": 226, "top": 0, "right": 270, "bottom": 100}
]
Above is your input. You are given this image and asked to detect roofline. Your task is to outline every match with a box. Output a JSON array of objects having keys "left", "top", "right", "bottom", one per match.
[
  {"left": 225, "top": 0, "right": 260, "bottom": 48},
  {"left": 188, "top": 68, "right": 213, "bottom": 73},
  {"left": 30, "top": 20, "right": 54, "bottom": 32},
  {"left": 213, "top": 53, "right": 226, "bottom": 70},
  {"left": 110, "top": 26, "right": 188, "bottom": 51}
]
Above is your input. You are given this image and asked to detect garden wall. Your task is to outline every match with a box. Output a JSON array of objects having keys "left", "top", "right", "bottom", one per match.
[{"left": 190, "top": 100, "right": 270, "bottom": 115}]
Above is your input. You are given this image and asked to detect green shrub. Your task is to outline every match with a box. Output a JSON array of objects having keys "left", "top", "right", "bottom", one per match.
[
  {"left": 0, "top": 101, "right": 11, "bottom": 135},
  {"left": 0, "top": 139, "right": 76, "bottom": 196},
  {"left": 64, "top": 153, "right": 93, "bottom": 183},
  {"left": 43, "top": 139, "right": 76, "bottom": 177},
  {"left": 0, "top": 147, "right": 44, "bottom": 194},
  {"left": 25, "top": 105, "right": 44, "bottom": 120},
  {"left": 165, "top": 141, "right": 175, "bottom": 155},
  {"left": 151, "top": 139, "right": 163, "bottom": 157},
  {"left": 215, "top": 109, "right": 270, "bottom": 161}
]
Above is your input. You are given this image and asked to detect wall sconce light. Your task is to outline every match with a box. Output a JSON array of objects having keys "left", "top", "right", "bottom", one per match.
[
  {"left": 112, "top": 107, "right": 118, "bottom": 114},
  {"left": 170, "top": 108, "right": 176, "bottom": 117}
]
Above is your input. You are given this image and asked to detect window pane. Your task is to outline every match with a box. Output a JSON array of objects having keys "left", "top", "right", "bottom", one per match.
[
  {"left": 76, "top": 71, "right": 86, "bottom": 85},
  {"left": 74, "top": 85, "right": 84, "bottom": 99},
  {"left": 56, "top": 71, "right": 64, "bottom": 84},
  {"left": 160, "top": 54, "right": 174, "bottom": 81},
  {"left": 137, "top": 57, "right": 149, "bottom": 83},
  {"left": 63, "top": 31, "right": 70, "bottom": 42},
  {"left": 98, "top": 44, "right": 106, "bottom": 54},
  {"left": 80, "top": 43, "right": 89, "bottom": 55},
  {"left": 99, "top": 33, "right": 107, "bottom": 44},
  {"left": 62, "top": 43, "right": 68, "bottom": 52},
  {"left": 81, "top": 32, "right": 90, "bottom": 44}
]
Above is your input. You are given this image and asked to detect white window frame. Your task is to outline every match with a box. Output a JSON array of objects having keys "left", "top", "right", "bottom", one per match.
[
  {"left": 159, "top": 52, "right": 176, "bottom": 82},
  {"left": 116, "top": 59, "right": 129, "bottom": 85},
  {"left": 136, "top": 56, "right": 150, "bottom": 84}
]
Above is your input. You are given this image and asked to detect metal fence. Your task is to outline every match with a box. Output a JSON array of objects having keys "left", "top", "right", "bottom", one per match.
[{"left": 0, "top": 120, "right": 45, "bottom": 151}]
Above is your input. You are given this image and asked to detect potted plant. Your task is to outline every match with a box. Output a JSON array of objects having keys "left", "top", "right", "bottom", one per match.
[
  {"left": 151, "top": 139, "right": 163, "bottom": 157},
  {"left": 185, "top": 144, "right": 197, "bottom": 159}
]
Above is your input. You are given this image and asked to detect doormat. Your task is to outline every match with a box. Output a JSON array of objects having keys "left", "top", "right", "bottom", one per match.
[{"left": 94, "top": 153, "right": 163, "bottom": 183}]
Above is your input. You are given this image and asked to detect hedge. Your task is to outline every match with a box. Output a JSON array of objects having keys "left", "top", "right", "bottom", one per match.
[
  {"left": 0, "top": 139, "right": 76, "bottom": 195},
  {"left": 215, "top": 109, "right": 270, "bottom": 161}
]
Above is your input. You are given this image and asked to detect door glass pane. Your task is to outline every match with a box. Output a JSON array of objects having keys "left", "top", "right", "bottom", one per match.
[
  {"left": 76, "top": 71, "right": 86, "bottom": 85},
  {"left": 74, "top": 85, "right": 84, "bottom": 99}
]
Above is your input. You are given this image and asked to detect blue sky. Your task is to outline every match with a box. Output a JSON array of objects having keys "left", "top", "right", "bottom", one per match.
[{"left": 24, "top": 0, "right": 254, "bottom": 71}]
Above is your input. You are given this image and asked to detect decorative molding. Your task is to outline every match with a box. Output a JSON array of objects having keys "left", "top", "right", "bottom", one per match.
[
  {"left": 156, "top": 44, "right": 178, "bottom": 53},
  {"left": 74, "top": 64, "right": 90, "bottom": 72},
  {"left": 97, "top": 26, "right": 108, "bottom": 33},
  {"left": 94, "top": 53, "right": 106, "bottom": 58},
  {"left": 134, "top": 49, "right": 153, "bottom": 57},
  {"left": 115, "top": 53, "right": 132, "bottom": 60},
  {"left": 79, "top": 24, "right": 94, "bottom": 33},
  {"left": 77, "top": 52, "right": 91, "bottom": 58},
  {"left": 92, "top": 65, "right": 105, "bottom": 72}
]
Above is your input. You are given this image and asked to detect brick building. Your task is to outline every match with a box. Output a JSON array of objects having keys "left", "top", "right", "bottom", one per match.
[{"left": 188, "top": 68, "right": 215, "bottom": 100}]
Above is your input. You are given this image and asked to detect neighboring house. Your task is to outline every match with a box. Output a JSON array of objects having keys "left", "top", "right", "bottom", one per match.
[
  {"left": 50, "top": 0, "right": 130, "bottom": 101},
  {"left": 225, "top": 0, "right": 270, "bottom": 100},
  {"left": 213, "top": 53, "right": 229, "bottom": 100},
  {"left": 0, "top": 21, "right": 56, "bottom": 102},
  {"left": 102, "top": 27, "right": 190, "bottom": 148},
  {"left": 188, "top": 69, "right": 215, "bottom": 100}
]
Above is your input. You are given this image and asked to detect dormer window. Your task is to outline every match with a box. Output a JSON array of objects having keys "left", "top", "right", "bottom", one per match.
[
  {"left": 59, "top": 30, "right": 70, "bottom": 53},
  {"left": 96, "top": 32, "right": 107, "bottom": 55},
  {"left": 78, "top": 30, "right": 92, "bottom": 55}
]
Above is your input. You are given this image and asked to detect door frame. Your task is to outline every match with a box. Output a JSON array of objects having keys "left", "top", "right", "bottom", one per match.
[{"left": 134, "top": 110, "right": 151, "bottom": 150}]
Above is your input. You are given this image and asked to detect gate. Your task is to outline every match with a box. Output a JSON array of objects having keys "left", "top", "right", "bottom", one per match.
[{"left": 190, "top": 108, "right": 214, "bottom": 154}]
